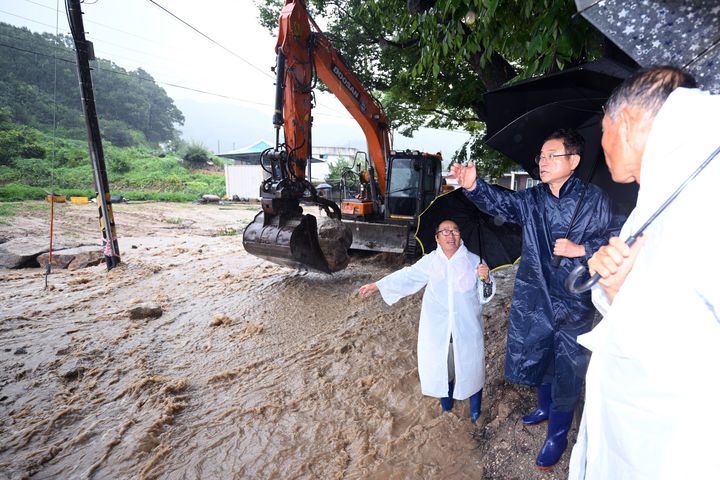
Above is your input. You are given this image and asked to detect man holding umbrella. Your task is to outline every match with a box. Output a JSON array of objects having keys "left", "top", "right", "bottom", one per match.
[
  {"left": 569, "top": 66, "right": 720, "bottom": 479},
  {"left": 451, "top": 129, "right": 624, "bottom": 469}
]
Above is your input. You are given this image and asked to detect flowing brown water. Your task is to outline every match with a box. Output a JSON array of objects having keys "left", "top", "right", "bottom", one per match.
[{"left": 0, "top": 202, "right": 575, "bottom": 479}]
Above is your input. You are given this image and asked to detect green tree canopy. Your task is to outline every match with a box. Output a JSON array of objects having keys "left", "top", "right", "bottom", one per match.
[
  {"left": 325, "top": 155, "right": 360, "bottom": 191},
  {"left": 256, "top": 0, "right": 622, "bottom": 179},
  {"left": 0, "top": 23, "right": 184, "bottom": 146}
]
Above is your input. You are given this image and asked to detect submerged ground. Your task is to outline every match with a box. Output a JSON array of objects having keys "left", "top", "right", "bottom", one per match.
[{"left": 0, "top": 201, "right": 577, "bottom": 479}]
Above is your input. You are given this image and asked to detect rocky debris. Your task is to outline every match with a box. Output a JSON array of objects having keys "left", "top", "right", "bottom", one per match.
[
  {"left": 0, "top": 238, "right": 78, "bottom": 269},
  {"left": 128, "top": 303, "right": 163, "bottom": 320},
  {"left": 317, "top": 217, "right": 353, "bottom": 272},
  {"left": 201, "top": 194, "right": 221, "bottom": 203},
  {"left": 209, "top": 313, "right": 232, "bottom": 327},
  {"left": 14, "top": 347, "right": 27, "bottom": 355},
  {"left": 37, "top": 246, "right": 104, "bottom": 270},
  {"left": 241, "top": 322, "right": 263, "bottom": 335},
  {"left": 58, "top": 359, "right": 84, "bottom": 380}
]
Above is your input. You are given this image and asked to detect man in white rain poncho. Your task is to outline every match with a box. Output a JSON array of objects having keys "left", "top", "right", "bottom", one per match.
[
  {"left": 358, "top": 220, "right": 495, "bottom": 421},
  {"left": 568, "top": 67, "right": 720, "bottom": 479}
]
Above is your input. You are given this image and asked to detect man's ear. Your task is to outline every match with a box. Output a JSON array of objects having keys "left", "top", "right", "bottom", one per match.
[
  {"left": 620, "top": 106, "right": 652, "bottom": 155},
  {"left": 569, "top": 154, "right": 581, "bottom": 171},
  {"left": 617, "top": 108, "right": 634, "bottom": 141}
]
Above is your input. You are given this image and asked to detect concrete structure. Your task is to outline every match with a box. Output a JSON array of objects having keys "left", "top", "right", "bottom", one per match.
[{"left": 219, "top": 141, "right": 357, "bottom": 199}]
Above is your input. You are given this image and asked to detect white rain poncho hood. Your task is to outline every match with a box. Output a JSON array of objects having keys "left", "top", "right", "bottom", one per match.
[{"left": 377, "top": 242, "right": 495, "bottom": 400}]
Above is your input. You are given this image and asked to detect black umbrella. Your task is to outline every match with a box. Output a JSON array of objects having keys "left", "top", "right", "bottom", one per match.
[
  {"left": 415, "top": 188, "right": 522, "bottom": 270},
  {"left": 575, "top": 0, "right": 720, "bottom": 93},
  {"left": 485, "top": 98, "right": 639, "bottom": 215},
  {"left": 484, "top": 58, "right": 636, "bottom": 139},
  {"left": 483, "top": 60, "right": 639, "bottom": 215}
]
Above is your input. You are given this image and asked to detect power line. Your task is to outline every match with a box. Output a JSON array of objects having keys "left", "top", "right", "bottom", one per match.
[
  {"left": 4, "top": 2, "right": 275, "bottom": 83},
  {"left": 144, "top": 0, "right": 275, "bottom": 80},
  {"left": 2, "top": 3, "right": 351, "bottom": 118},
  {"left": 0, "top": 40, "right": 266, "bottom": 105},
  {"left": 0, "top": 7, "right": 69, "bottom": 33},
  {"left": 0, "top": 39, "right": 354, "bottom": 120}
]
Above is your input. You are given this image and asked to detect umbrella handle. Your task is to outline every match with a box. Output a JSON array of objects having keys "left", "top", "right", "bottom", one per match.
[
  {"left": 551, "top": 255, "right": 563, "bottom": 268},
  {"left": 565, "top": 233, "right": 640, "bottom": 294},
  {"left": 564, "top": 265, "right": 600, "bottom": 294}
]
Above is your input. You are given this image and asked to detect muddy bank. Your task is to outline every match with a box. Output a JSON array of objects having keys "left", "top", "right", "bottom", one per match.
[{"left": 0, "top": 202, "right": 576, "bottom": 479}]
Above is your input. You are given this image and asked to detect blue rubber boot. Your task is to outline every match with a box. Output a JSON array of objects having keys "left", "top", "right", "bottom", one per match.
[
  {"left": 440, "top": 381, "right": 454, "bottom": 411},
  {"left": 469, "top": 389, "right": 482, "bottom": 422},
  {"left": 522, "top": 383, "right": 551, "bottom": 425},
  {"left": 536, "top": 408, "right": 574, "bottom": 469}
]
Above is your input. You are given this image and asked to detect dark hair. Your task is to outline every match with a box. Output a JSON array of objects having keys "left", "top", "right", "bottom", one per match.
[
  {"left": 434, "top": 219, "right": 458, "bottom": 234},
  {"left": 544, "top": 128, "right": 585, "bottom": 158},
  {"left": 604, "top": 65, "right": 697, "bottom": 121}
]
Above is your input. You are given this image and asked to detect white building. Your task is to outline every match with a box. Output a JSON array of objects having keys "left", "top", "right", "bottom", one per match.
[{"left": 218, "top": 140, "right": 355, "bottom": 200}]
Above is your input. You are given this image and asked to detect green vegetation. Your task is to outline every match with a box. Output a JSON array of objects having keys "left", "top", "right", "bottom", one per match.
[
  {"left": 325, "top": 156, "right": 360, "bottom": 191},
  {"left": 0, "top": 202, "right": 20, "bottom": 222},
  {"left": 0, "top": 129, "right": 227, "bottom": 201},
  {"left": 163, "top": 217, "right": 185, "bottom": 224},
  {"left": 0, "top": 23, "right": 232, "bottom": 203},
  {"left": 0, "top": 23, "right": 183, "bottom": 146},
  {"left": 213, "top": 227, "right": 244, "bottom": 237},
  {"left": 182, "top": 142, "right": 216, "bottom": 167}
]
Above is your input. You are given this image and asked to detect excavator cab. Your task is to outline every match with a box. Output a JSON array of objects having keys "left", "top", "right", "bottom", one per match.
[
  {"left": 340, "top": 150, "right": 443, "bottom": 255},
  {"left": 385, "top": 151, "right": 443, "bottom": 221}
]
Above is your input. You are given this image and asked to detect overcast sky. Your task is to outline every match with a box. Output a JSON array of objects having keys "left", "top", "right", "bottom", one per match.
[{"left": 0, "top": 0, "right": 470, "bottom": 157}]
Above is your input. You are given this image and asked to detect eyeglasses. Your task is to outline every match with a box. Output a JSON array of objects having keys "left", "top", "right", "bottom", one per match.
[
  {"left": 436, "top": 228, "right": 461, "bottom": 236},
  {"left": 534, "top": 153, "right": 575, "bottom": 164}
]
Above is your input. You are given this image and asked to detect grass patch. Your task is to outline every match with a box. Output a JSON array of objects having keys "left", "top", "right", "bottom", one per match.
[
  {"left": 213, "top": 227, "right": 243, "bottom": 236},
  {"left": 1, "top": 137, "right": 228, "bottom": 202},
  {"left": 0, "top": 203, "right": 20, "bottom": 222},
  {"left": 163, "top": 217, "right": 184, "bottom": 224},
  {"left": 28, "top": 204, "right": 52, "bottom": 213}
]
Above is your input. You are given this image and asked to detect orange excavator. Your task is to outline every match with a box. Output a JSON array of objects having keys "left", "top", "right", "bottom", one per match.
[{"left": 242, "top": 0, "right": 445, "bottom": 273}]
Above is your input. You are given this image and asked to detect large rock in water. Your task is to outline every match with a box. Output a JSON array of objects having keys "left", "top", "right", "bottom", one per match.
[
  {"left": 37, "top": 246, "right": 105, "bottom": 270},
  {"left": 317, "top": 218, "right": 352, "bottom": 272},
  {"left": 0, "top": 238, "right": 78, "bottom": 269}
]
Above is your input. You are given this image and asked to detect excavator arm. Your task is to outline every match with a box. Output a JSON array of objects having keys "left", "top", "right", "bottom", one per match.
[
  {"left": 272, "top": 0, "right": 391, "bottom": 195},
  {"left": 309, "top": 34, "right": 391, "bottom": 198},
  {"left": 243, "top": 0, "right": 393, "bottom": 273}
]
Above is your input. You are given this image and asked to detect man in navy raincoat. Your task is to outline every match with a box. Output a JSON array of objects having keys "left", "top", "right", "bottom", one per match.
[{"left": 451, "top": 129, "right": 625, "bottom": 469}]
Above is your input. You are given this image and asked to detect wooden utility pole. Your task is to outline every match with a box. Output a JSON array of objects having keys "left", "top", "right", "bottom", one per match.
[{"left": 66, "top": 0, "right": 120, "bottom": 270}]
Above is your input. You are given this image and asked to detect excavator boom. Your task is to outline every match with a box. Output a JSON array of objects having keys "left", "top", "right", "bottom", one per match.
[
  {"left": 242, "top": 0, "right": 357, "bottom": 274},
  {"left": 243, "top": 0, "right": 443, "bottom": 273}
]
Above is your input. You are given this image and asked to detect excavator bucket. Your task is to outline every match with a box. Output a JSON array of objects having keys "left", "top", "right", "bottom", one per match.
[{"left": 243, "top": 211, "right": 352, "bottom": 274}]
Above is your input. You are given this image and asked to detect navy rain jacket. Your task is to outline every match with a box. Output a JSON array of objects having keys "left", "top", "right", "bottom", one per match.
[{"left": 465, "top": 175, "right": 625, "bottom": 390}]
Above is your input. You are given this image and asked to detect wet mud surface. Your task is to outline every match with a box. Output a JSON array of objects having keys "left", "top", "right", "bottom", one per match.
[{"left": 0, "top": 202, "right": 577, "bottom": 479}]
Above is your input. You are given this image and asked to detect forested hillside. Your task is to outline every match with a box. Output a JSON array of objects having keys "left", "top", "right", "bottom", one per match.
[
  {"left": 0, "top": 22, "right": 234, "bottom": 202},
  {"left": 0, "top": 22, "right": 183, "bottom": 146}
]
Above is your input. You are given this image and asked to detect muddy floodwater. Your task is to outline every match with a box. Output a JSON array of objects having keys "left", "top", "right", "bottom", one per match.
[{"left": 0, "top": 202, "right": 576, "bottom": 479}]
